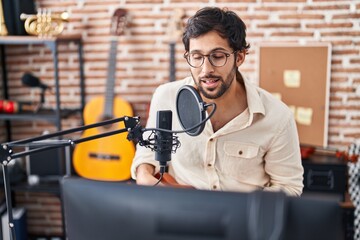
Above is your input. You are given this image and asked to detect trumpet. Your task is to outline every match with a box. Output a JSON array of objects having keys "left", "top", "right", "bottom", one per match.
[{"left": 20, "top": 8, "right": 69, "bottom": 37}]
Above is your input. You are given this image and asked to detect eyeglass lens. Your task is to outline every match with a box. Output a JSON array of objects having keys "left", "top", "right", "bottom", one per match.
[{"left": 187, "top": 51, "right": 229, "bottom": 68}]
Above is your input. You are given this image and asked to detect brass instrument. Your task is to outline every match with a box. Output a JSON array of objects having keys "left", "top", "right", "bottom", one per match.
[
  {"left": 0, "top": 0, "right": 8, "bottom": 36},
  {"left": 20, "top": 8, "right": 69, "bottom": 37}
]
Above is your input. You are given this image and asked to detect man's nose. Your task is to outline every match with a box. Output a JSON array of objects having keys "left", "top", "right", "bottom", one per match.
[{"left": 201, "top": 56, "right": 215, "bottom": 74}]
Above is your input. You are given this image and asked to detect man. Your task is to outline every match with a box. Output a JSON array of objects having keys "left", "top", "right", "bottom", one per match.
[{"left": 131, "top": 7, "right": 304, "bottom": 196}]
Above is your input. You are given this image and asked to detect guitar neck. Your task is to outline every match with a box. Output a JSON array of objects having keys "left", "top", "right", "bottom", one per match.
[
  {"left": 169, "top": 42, "right": 176, "bottom": 82},
  {"left": 167, "top": 9, "right": 185, "bottom": 83},
  {"left": 104, "top": 39, "right": 118, "bottom": 117}
]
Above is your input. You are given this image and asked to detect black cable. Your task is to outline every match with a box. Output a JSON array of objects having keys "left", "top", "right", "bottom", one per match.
[
  {"left": 143, "top": 102, "right": 216, "bottom": 135},
  {"left": 153, "top": 172, "right": 163, "bottom": 186}
]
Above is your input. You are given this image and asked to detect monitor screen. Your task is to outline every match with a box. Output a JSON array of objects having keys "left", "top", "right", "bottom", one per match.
[{"left": 61, "top": 177, "right": 344, "bottom": 240}]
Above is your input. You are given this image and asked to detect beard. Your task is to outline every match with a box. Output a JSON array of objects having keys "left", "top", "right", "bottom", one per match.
[{"left": 192, "top": 65, "right": 237, "bottom": 100}]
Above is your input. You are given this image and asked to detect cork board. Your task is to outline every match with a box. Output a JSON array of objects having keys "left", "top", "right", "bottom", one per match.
[{"left": 258, "top": 43, "right": 331, "bottom": 147}]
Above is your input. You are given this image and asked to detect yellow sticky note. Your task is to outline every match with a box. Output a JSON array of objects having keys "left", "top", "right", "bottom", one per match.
[
  {"left": 296, "top": 107, "right": 313, "bottom": 125},
  {"left": 283, "top": 70, "right": 301, "bottom": 88}
]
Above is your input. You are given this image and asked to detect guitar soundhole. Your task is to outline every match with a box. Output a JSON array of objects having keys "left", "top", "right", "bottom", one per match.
[
  {"left": 89, "top": 153, "right": 120, "bottom": 161},
  {"left": 101, "top": 115, "right": 114, "bottom": 129}
]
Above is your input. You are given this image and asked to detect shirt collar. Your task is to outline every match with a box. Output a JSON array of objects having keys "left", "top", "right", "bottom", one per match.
[{"left": 242, "top": 74, "right": 266, "bottom": 125}]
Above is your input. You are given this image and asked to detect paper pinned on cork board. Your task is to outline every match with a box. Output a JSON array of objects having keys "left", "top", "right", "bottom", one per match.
[
  {"left": 296, "top": 107, "right": 313, "bottom": 126},
  {"left": 283, "top": 70, "right": 301, "bottom": 88}
]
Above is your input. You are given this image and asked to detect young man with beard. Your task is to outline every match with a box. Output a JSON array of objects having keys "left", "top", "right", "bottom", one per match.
[{"left": 130, "top": 7, "right": 304, "bottom": 196}]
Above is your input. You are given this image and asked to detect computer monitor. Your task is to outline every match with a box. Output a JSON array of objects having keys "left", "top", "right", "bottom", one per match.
[{"left": 60, "top": 177, "right": 344, "bottom": 240}]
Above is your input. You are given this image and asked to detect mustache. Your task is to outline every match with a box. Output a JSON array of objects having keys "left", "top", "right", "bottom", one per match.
[{"left": 200, "top": 74, "right": 222, "bottom": 80}]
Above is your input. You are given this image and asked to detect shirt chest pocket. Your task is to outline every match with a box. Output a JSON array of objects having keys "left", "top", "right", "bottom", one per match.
[{"left": 219, "top": 142, "right": 263, "bottom": 178}]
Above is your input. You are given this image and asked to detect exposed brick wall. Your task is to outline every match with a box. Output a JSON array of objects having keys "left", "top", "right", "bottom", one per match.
[
  {"left": 2, "top": 0, "right": 359, "bottom": 147},
  {"left": 15, "top": 191, "right": 63, "bottom": 237},
  {"left": 0, "top": 0, "right": 359, "bottom": 237}
]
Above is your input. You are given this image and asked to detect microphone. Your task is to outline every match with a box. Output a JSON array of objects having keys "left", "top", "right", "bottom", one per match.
[
  {"left": 155, "top": 110, "right": 173, "bottom": 174},
  {"left": 21, "top": 72, "right": 50, "bottom": 107},
  {"left": 127, "top": 85, "right": 216, "bottom": 178},
  {"left": 21, "top": 73, "right": 48, "bottom": 90},
  {"left": 129, "top": 84, "right": 216, "bottom": 149}
]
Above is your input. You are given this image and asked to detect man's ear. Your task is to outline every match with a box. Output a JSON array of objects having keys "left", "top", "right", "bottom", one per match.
[{"left": 236, "top": 50, "right": 246, "bottom": 67}]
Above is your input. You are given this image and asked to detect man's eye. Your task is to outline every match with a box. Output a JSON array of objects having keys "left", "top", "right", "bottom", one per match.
[
  {"left": 211, "top": 53, "right": 225, "bottom": 59},
  {"left": 191, "top": 54, "right": 203, "bottom": 60}
]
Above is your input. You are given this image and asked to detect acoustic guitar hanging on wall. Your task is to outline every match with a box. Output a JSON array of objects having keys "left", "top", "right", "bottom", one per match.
[
  {"left": 167, "top": 8, "right": 185, "bottom": 83},
  {"left": 145, "top": 9, "right": 185, "bottom": 118},
  {"left": 73, "top": 9, "right": 135, "bottom": 181}
]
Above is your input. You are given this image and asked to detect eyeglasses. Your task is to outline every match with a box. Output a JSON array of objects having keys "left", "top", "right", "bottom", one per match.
[{"left": 184, "top": 50, "right": 236, "bottom": 68}]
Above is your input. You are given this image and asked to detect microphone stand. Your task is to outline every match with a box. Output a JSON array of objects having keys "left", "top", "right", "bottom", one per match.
[
  {"left": 34, "top": 87, "right": 46, "bottom": 113},
  {"left": 0, "top": 99, "right": 216, "bottom": 240},
  {"left": 0, "top": 116, "right": 140, "bottom": 240}
]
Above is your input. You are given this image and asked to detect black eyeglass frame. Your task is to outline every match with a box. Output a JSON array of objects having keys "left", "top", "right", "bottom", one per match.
[{"left": 183, "top": 50, "right": 237, "bottom": 68}]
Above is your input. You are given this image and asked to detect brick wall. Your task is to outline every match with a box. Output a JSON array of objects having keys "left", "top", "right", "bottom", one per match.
[
  {"left": 0, "top": 0, "right": 359, "bottom": 237},
  {"left": 1, "top": 0, "right": 359, "bottom": 148},
  {"left": 15, "top": 191, "right": 63, "bottom": 237}
]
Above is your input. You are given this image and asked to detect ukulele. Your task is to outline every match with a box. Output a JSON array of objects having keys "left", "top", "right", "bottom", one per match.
[
  {"left": 73, "top": 9, "right": 135, "bottom": 181},
  {"left": 167, "top": 8, "right": 185, "bottom": 82},
  {"left": 144, "top": 9, "right": 185, "bottom": 118}
]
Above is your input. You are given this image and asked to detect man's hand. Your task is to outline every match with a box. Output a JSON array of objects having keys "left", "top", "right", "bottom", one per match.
[{"left": 135, "top": 163, "right": 163, "bottom": 186}]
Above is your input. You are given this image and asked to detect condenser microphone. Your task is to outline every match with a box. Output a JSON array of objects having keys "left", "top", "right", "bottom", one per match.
[
  {"left": 128, "top": 85, "right": 216, "bottom": 177},
  {"left": 155, "top": 110, "right": 173, "bottom": 173},
  {"left": 21, "top": 72, "right": 48, "bottom": 90}
]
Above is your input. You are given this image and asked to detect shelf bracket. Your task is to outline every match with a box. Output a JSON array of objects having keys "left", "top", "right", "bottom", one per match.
[{"left": 0, "top": 144, "right": 12, "bottom": 164}]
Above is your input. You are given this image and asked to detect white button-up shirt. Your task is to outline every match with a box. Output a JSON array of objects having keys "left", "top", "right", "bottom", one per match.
[{"left": 131, "top": 76, "right": 304, "bottom": 196}]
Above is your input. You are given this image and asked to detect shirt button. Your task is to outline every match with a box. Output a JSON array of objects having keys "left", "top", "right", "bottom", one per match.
[
  {"left": 239, "top": 150, "right": 243, "bottom": 155},
  {"left": 213, "top": 185, "right": 217, "bottom": 189},
  {"left": 207, "top": 163, "right": 212, "bottom": 167},
  {"left": 209, "top": 138, "right": 214, "bottom": 142}
]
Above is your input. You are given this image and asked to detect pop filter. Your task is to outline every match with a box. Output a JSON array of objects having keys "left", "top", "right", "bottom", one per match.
[
  {"left": 176, "top": 85, "right": 208, "bottom": 136},
  {"left": 130, "top": 85, "right": 215, "bottom": 162}
]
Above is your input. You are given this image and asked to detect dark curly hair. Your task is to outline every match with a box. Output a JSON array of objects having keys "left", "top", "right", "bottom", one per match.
[{"left": 182, "top": 7, "right": 250, "bottom": 53}]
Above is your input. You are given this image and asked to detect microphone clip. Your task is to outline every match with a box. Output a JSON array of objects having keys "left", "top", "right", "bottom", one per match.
[
  {"left": 137, "top": 130, "right": 181, "bottom": 154},
  {"left": 127, "top": 124, "right": 144, "bottom": 143}
]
